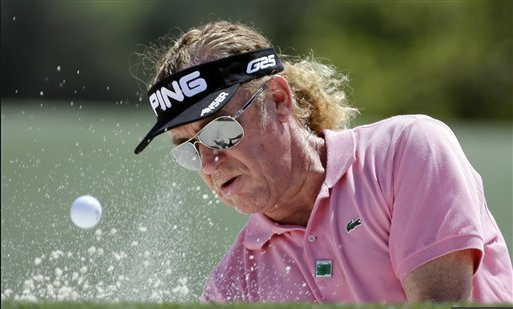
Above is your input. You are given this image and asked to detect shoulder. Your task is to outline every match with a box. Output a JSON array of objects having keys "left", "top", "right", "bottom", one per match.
[
  {"left": 354, "top": 114, "right": 453, "bottom": 135},
  {"left": 351, "top": 114, "right": 460, "bottom": 151}
]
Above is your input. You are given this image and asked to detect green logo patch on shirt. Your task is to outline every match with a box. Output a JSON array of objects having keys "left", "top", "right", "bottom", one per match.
[{"left": 315, "top": 260, "right": 332, "bottom": 278}]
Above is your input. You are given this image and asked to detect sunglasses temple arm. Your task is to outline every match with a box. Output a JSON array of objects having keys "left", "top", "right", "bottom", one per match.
[{"left": 233, "top": 87, "right": 265, "bottom": 119}]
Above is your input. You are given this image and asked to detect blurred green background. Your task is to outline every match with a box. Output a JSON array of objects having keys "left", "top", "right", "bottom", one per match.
[
  {"left": 1, "top": 0, "right": 512, "bottom": 303},
  {"left": 2, "top": 1, "right": 512, "bottom": 120}
]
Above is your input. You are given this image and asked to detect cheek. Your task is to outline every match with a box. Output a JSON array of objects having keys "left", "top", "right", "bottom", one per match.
[
  {"left": 199, "top": 173, "right": 215, "bottom": 191},
  {"left": 249, "top": 130, "right": 293, "bottom": 185}
]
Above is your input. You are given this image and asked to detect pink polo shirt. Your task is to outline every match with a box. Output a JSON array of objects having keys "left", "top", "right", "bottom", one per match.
[{"left": 201, "top": 115, "right": 513, "bottom": 303}]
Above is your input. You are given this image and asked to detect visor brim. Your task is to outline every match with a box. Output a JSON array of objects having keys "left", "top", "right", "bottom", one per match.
[{"left": 134, "top": 84, "right": 239, "bottom": 154}]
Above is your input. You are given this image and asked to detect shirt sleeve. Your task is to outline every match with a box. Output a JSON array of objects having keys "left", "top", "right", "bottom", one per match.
[
  {"left": 200, "top": 231, "right": 249, "bottom": 303},
  {"left": 201, "top": 261, "right": 246, "bottom": 303},
  {"left": 200, "top": 273, "right": 225, "bottom": 303},
  {"left": 388, "top": 116, "right": 485, "bottom": 282}
]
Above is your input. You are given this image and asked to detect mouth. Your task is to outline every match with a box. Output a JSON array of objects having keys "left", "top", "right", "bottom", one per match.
[
  {"left": 218, "top": 175, "right": 242, "bottom": 197},
  {"left": 221, "top": 176, "right": 238, "bottom": 190}
]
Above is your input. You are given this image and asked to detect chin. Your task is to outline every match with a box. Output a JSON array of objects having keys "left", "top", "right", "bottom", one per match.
[
  {"left": 223, "top": 192, "right": 272, "bottom": 215},
  {"left": 229, "top": 203, "right": 259, "bottom": 215},
  {"left": 233, "top": 207, "right": 251, "bottom": 215}
]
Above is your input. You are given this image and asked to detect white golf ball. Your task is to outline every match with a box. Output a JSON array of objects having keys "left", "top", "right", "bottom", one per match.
[{"left": 70, "top": 195, "right": 102, "bottom": 229}]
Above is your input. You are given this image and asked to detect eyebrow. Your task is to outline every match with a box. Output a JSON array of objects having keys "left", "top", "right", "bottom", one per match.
[{"left": 171, "top": 135, "right": 189, "bottom": 145}]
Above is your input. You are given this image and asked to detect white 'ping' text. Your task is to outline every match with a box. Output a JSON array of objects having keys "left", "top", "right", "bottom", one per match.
[{"left": 149, "top": 71, "right": 207, "bottom": 115}]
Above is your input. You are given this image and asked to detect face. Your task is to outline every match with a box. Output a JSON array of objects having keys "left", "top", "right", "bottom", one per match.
[{"left": 170, "top": 84, "right": 294, "bottom": 215}]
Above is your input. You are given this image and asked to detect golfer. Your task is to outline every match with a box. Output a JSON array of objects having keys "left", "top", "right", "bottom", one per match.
[{"left": 134, "top": 21, "right": 513, "bottom": 303}]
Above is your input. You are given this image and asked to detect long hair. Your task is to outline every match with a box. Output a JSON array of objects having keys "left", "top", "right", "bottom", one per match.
[{"left": 143, "top": 21, "right": 357, "bottom": 133}]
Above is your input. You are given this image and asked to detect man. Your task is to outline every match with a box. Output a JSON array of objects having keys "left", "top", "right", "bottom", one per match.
[{"left": 134, "top": 21, "right": 513, "bottom": 303}]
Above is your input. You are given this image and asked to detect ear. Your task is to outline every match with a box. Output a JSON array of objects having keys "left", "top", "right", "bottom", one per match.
[{"left": 267, "top": 75, "right": 293, "bottom": 123}]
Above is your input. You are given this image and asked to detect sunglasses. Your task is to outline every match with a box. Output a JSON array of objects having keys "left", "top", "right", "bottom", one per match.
[{"left": 171, "top": 84, "right": 266, "bottom": 171}]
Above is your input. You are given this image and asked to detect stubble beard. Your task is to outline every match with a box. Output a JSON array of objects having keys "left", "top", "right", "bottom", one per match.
[{"left": 225, "top": 177, "right": 273, "bottom": 215}]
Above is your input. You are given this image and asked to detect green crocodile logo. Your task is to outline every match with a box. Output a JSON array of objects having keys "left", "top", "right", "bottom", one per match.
[{"left": 346, "top": 218, "right": 362, "bottom": 233}]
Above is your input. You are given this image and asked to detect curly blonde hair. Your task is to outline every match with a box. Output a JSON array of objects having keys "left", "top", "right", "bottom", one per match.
[{"left": 144, "top": 21, "right": 357, "bottom": 133}]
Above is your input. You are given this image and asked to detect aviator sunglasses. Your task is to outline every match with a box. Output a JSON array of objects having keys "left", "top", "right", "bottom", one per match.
[{"left": 171, "top": 84, "right": 267, "bottom": 171}]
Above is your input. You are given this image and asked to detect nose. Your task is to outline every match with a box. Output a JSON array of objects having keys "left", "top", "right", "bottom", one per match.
[{"left": 197, "top": 144, "right": 223, "bottom": 174}]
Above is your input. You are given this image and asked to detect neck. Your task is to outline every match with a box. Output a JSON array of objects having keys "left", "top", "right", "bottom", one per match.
[{"left": 265, "top": 126, "right": 327, "bottom": 227}]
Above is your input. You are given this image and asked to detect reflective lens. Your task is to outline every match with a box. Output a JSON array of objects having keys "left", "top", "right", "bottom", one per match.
[
  {"left": 171, "top": 141, "right": 201, "bottom": 171},
  {"left": 171, "top": 83, "right": 266, "bottom": 171},
  {"left": 171, "top": 116, "right": 244, "bottom": 171},
  {"left": 198, "top": 116, "right": 244, "bottom": 149}
]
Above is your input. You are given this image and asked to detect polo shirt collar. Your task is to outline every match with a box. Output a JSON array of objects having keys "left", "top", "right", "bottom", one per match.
[
  {"left": 322, "top": 129, "right": 356, "bottom": 188},
  {"left": 244, "top": 129, "right": 356, "bottom": 250},
  {"left": 244, "top": 214, "right": 305, "bottom": 250}
]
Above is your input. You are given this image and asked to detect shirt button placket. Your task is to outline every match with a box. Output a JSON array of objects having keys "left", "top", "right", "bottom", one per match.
[{"left": 304, "top": 233, "right": 323, "bottom": 302}]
